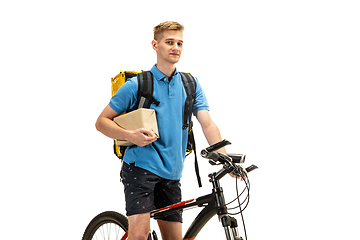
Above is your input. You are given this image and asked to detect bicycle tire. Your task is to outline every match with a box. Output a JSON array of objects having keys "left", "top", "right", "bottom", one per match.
[{"left": 82, "top": 211, "right": 128, "bottom": 240}]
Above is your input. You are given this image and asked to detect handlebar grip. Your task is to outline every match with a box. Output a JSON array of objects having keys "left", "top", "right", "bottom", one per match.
[{"left": 205, "top": 139, "right": 231, "bottom": 153}]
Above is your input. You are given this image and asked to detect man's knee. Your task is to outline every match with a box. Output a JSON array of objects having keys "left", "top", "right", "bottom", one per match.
[
  {"left": 157, "top": 219, "right": 182, "bottom": 240},
  {"left": 128, "top": 223, "right": 150, "bottom": 240},
  {"left": 128, "top": 213, "right": 151, "bottom": 240},
  {"left": 128, "top": 231, "right": 149, "bottom": 240}
]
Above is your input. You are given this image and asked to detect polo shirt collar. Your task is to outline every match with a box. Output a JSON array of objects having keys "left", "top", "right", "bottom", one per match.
[{"left": 151, "top": 64, "right": 179, "bottom": 81}]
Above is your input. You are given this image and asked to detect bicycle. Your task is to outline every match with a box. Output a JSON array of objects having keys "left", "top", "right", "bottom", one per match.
[{"left": 82, "top": 139, "right": 258, "bottom": 240}]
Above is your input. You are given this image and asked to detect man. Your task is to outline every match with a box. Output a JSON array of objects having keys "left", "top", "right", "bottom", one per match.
[{"left": 95, "top": 21, "right": 226, "bottom": 240}]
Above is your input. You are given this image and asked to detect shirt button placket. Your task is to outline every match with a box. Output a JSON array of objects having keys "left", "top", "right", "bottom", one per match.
[{"left": 169, "top": 82, "right": 174, "bottom": 98}]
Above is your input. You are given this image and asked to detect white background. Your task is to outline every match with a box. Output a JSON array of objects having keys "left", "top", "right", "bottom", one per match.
[{"left": 1, "top": 0, "right": 359, "bottom": 239}]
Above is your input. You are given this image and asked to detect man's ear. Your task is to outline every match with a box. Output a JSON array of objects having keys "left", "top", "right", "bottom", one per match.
[{"left": 151, "top": 40, "right": 158, "bottom": 51}]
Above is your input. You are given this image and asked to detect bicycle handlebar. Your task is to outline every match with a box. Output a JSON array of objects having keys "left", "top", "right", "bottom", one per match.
[
  {"left": 201, "top": 139, "right": 258, "bottom": 175},
  {"left": 201, "top": 151, "right": 233, "bottom": 164},
  {"left": 200, "top": 140, "right": 246, "bottom": 164}
]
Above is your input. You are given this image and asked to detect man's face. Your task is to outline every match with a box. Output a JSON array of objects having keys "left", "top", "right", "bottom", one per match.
[{"left": 152, "top": 30, "right": 183, "bottom": 64}]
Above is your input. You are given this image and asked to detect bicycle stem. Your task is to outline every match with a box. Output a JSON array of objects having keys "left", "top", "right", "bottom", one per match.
[{"left": 209, "top": 165, "right": 233, "bottom": 216}]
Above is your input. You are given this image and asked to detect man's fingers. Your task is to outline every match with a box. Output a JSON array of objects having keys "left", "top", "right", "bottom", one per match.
[
  {"left": 140, "top": 128, "right": 156, "bottom": 138},
  {"left": 129, "top": 128, "right": 158, "bottom": 147}
]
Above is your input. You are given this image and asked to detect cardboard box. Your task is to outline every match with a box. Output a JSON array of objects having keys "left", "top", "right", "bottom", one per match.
[{"left": 113, "top": 108, "right": 159, "bottom": 146}]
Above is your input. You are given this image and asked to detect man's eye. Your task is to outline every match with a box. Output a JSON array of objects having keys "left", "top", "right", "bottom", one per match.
[
  {"left": 166, "top": 41, "right": 173, "bottom": 45},
  {"left": 177, "top": 42, "right": 183, "bottom": 46}
]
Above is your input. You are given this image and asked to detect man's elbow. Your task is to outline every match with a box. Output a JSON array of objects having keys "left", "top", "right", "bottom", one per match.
[{"left": 95, "top": 118, "right": 102, "bottom": 132}]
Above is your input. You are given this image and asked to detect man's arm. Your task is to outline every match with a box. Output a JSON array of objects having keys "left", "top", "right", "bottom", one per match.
[
  {"left": 196, "top": 109, "right": 246, "bottom": 179},
  {"left": 95, "top": 104, "right": 157, "bottom": 147},
  {"left": 195, "top": 109, "right": 226, "bottom": 153}
]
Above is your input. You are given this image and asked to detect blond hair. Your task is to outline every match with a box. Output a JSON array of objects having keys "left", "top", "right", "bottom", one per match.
[{"left": 153, "top": 21, "right": 184, "bottom": 40}]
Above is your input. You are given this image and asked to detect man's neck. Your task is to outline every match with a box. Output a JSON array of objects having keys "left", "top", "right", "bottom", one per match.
[{"left": 156, "top": 62, "right": 176, "bottom": 78}]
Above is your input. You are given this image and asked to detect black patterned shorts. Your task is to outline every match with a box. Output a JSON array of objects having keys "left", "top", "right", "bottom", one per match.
[{"left": 121, "top": 162, "right": 182, "bottom": 222}]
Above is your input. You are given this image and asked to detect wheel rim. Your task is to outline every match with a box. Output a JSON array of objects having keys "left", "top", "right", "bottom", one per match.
[{"left": 90, "top": 222, "right": 127, "bottom": 240}]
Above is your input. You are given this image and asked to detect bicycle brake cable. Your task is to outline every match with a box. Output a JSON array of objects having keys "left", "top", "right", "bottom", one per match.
[
  {"left": 235, "top": 172, "right": 249, "bottom": 240},
  {"left": 228, "top": 172, "right": 250, "bottom": 214},
  {"left": 226, "top": 168, "right": 250, "bottom": 208}
]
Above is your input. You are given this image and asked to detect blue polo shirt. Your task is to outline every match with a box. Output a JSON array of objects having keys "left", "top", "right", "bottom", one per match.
[{"left": 109, "top": 65, "right": 209, "bottom": 180}]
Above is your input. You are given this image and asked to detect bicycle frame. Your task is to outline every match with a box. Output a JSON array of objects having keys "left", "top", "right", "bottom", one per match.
[
  {"left": 148, "top": 162, "right": 242, "bottom": 240},
  {"left": 151, "top": 194, "right": 217, "bottom": 240}
]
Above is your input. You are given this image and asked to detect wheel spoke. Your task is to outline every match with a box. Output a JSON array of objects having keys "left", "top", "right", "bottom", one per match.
[{"left": 90, "top": 223, "right": 126, "bottom": 240}]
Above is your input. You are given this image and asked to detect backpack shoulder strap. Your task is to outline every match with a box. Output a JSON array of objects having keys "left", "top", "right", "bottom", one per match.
[
  {"left": 179, "top": 72, "right": 202, "bottom": 187},
  {"left": 179, "top": 72, "right": 197, "bottom": 129},
  {"left": 136, "top": 71, "right": 160, "bottom": 109}
]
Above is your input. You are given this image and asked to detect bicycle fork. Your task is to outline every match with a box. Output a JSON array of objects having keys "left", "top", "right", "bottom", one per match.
[{"left": 220, "top": 215, "right": 243, "bottom": 240}]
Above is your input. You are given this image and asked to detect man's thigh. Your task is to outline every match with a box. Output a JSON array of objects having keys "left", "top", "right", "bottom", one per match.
[
  {"left": 122, "top": 162, "right": 182, "bottom": 221},
  {"left": 154, "top": 178, "right": 183, "bottom": 222},
  {"left": 122, "top": 163, "right": 159, "bottom": 216}
]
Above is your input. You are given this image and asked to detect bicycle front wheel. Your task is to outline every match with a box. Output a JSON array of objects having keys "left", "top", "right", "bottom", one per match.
[{"left": 82, "top": 211, "right": 128, "bottom": 240}]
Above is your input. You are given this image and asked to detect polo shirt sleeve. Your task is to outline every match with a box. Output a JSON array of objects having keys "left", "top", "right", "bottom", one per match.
[
  {"left": 192, "top": 77, "right": 210, "bottom": 114},
  {"left": 109, "top": 77, "right": 138, "bottom": 114}
]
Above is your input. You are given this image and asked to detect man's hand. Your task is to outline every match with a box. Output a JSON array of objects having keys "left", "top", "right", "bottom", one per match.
[
  {"left": 128, "top": 128, "right": 157, "bottom": 147},
  {"left": 229, "top": 165, "right": 247, "bottom": 181}
]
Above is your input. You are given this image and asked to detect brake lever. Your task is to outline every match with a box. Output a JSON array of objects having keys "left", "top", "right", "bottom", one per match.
[
  {"left": 208, "top": 160, "right": 219, "bottom": 166},
  {"left": 245, "top": 164, "right": 258, "bottom": 173},
  {"left": 231, "top": 164, "right": 258, "bottom": 177}
]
